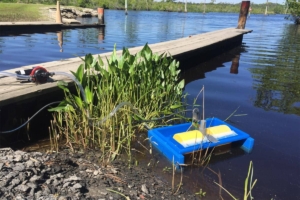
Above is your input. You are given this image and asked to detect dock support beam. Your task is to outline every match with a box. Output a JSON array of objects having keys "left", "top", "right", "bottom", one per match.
[
  {"left": 56, "top": 1, "right": 62, "bottom": 24},
  {"left": 237, "top": 1, "right": 250, "bottom": 29},
  {"left": 97, "top": 8, "right": 104, "bottom": 25}
]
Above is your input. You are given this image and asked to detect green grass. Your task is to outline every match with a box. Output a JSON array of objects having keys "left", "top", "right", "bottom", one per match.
[{"left": 0, "top": 3, "right": 50, "bottom": 22}]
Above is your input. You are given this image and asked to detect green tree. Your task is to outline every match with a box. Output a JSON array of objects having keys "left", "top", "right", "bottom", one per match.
[{"left": 287, "top": 0, "right": 300, "bottom": 24}]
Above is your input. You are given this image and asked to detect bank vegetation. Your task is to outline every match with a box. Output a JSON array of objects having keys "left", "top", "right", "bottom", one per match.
[{"left": 1, "top": 0, "right": 286, "bottom": 14}]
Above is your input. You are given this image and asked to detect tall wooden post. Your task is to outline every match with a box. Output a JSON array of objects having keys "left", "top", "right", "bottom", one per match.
[
  {"left": 125, "top": 0, "right": 128, "bottom": 15},
  {"left": 97, "top": 8, "right": 104, "bottom": 24},
  {"left": 56, "top": 1, "right": 62, "bottom": 24},
  {"left": 265, "top": 0, "right": 268, "bottom": 15},
  {"left": 184, "top": 0, "right": 187, "bottom": 12},
  {"left": 237, "top": 1, "right": 250, "bottom": 29}
]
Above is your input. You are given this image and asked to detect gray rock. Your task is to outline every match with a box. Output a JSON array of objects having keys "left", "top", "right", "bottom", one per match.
[
  {"left": 13, "top": 154, "right": 23, "bottom": 162},
  {"left": 63, "top": 175, "right": 81, "bottom": 183},
  {"left": 141, "top": 184, "right": 149, "bottom": 194},
  {"left": 53, "top": 179, "right": 61, "bottom": 187},
  {"left": 32, "top": 152, "right": 43, "bottom": 157},
  {"left": 23, "top": 154, "right": 30, "bottom": 161},
  {"left": 5, "top": 171, "right": 18, "bottom": 180},
  {"left": 18, "top": 173, "right": 26, "bottom": 182},
  {"left": 35, "top": 190, "right": 42, "bottom": 199},
  {"left": 13, "top": 163, "right": 25, "bottom": 171},
  {"left": 25, "top": 160, "right": 34, "bottom": 168},
  {"left": 26, "top": 182, "right": 37, "bottom": 189},
  {"left": 11, "top": 178, "right": 21, "bottom": 186},
  {"left": 15, "top": 184, "right": 30, "bottom": 192},
  {"left": 14, "top": 150, "right": 26, "bottom": 156},
  {"left": 62, "top": 182, "right": 70, "bottom": 188},
  {"left": 73, "top": 183, "right": 82, "bottom": 189},
  {"left": 111, "top": 168, "right": 118, "bottom": 174},
  {"left": 29, "top": 175, "right": 41, "bottom": 182},
  {"left": 6, "top": 155, "right": 14, "bottom": 162},
  {"left": 93, "top": 170, "right": 99, "bottom": 176},
  {"left": 43, "top": 185, "right": 51, "bottom": 195},
  {"left": 0, "top": 163, "right": 3, "bottom": 170}
]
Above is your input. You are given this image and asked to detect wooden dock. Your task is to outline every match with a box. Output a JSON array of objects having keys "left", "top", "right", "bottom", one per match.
[
  {"left": 0, "top": 21, "right": 105, "bottom": 35},
  {"left": 0, "top": 28, "right": 252, "bottom": 107}
]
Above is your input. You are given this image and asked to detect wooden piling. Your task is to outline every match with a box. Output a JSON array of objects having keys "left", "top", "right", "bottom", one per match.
[
  {"left": 125, "top": 0, "right": 128, "bottom": 15},
  {"left": 98, "top": 8, "right": 104, "bottom": 25},
  {"left": 237, "top": 1, "right": 250, "bottom": 29},
  {"left": 56, "top": 1, "right": 62, "bottom": 24}
]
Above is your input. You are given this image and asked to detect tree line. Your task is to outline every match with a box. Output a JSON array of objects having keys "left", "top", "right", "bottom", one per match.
[{"left": 0, "top": 0, "right": 289, "bottom": 15}]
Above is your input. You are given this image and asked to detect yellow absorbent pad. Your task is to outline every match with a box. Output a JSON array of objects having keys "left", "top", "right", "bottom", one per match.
[
  {"left": 206, "top": 125, "right": 237, "bottom": 138},
  {"left": 173, "top": 125, "right": 237, "bottom": 148},
  {"left": 173, "top": 130, "right": 208, "bottom": 148}
]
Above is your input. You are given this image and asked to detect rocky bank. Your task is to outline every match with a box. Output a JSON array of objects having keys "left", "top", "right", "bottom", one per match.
[{"left": 0, "top": 148, "right": 199, "bottom": 200}]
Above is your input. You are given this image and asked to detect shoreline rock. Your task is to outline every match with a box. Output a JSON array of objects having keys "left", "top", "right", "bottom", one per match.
[{"left": 0, "top": 148, "right": 198, "bottom": 199}]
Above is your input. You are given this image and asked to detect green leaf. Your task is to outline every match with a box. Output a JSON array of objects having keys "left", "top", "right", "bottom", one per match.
[
  {"left": 57, "top": 81, "right": 69, "bottom": 92},
  {"left": 170, "top": 104, "right": 183, "bottom": 109},
  {"left": 84, "top": 54, "right": 94, "bottom": 69},
  {"left": 178, "top": 79, "right": 185, "bottom": 89},
  {"left": 74, "top": 96, "right": 83, "bottom": 109},
  {"left": 74, "top": 64, "right": 84, "bottom": 83},
  {"left": 85, "top": 86, "right": 93, "bottom": 104},
  {"left": 98, "top": 55, "right": 104, "bottom": 67}
]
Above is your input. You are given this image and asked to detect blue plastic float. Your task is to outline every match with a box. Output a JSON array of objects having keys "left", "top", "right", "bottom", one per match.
[{"left": 148, "top": 117, "right": 254, "bottom": 166}]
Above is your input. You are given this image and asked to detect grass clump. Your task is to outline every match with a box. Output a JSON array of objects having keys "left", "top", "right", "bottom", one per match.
[
  {"left": 49, "top": 44, "right": 186, "bottom": 162},
  {"left": 0, "top": 3, "right": 49, "bottom": 22}
]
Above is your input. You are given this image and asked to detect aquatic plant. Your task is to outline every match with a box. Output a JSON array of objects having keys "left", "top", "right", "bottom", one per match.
[
  {"left": 212, "top": 161, "right": 257, "bottom": 200},
  {"left": 49, "top": 44, "right": 185, "bottom": 162}
]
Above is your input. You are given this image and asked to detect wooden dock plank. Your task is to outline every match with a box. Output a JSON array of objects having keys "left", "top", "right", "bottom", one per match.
[{"left": 0, "top": 28, "right": 251, "bottom": 107}]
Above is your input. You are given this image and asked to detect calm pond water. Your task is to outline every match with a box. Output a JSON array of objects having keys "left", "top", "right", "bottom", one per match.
[{"left": 1, "top": 10, "right": 300, "bottom": 200}]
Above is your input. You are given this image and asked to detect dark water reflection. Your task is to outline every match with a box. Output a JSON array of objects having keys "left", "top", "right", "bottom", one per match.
[
  {"left": 251, "top": 25, "right": 300, "bottom": 115},
  {"left": 1, "top": 11, "right": 300, "bottom": 199}
]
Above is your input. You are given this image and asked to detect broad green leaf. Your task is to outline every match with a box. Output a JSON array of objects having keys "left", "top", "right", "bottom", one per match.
[
  {"left": 178, "top": 79, "right": 185, "bottom": 89},
  {"left": 84, "top": 54, "right": 94, "bottom": 69},
  {"left": 85, "top": 86, "right": 93, "bottom": 104}
]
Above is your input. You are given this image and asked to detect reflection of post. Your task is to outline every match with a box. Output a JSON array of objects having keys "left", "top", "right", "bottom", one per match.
[
  {"left": 230, "top": 54, "right": 240, "bottom": 74},
  {"left": 98, "top": 27, "right": 105, "bottom": 42},
  {"left": 237, "top": 1, "right": 250, "bottom": 29},
  {"left": 57, "top": 31, "right": 63, "bottom": 52},
  {"left": 97, "top": 8, "right": 104, "bottom": 25}
]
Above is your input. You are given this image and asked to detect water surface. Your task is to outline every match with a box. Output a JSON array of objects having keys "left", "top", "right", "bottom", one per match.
[{"left": 0, "top": 11, "right": 299, "bottom": 200}]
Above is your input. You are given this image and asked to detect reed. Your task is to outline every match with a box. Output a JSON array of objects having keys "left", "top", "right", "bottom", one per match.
[{"left": 49, "top": 44, "right": 185, "bottom": 162}]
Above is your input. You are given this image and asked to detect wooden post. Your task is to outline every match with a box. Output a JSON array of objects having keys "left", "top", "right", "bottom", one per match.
[
  {"left": 56, "top": 1, "right": 62, "bottom": 24},
  {"left": 97, "top": 8, "right": 104, "bottom": 24},
  {"left": 125, "top": 0, "right": 128, "bottom": 15},
  {"left": 265, "top": 0, "right": 268, "bottom": 15},
  {"left": 237, "top": 1, "right": 250, "bottom": 29},
  {"left": 184, "top": 0, "right": 187, "bottom": 12}
]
